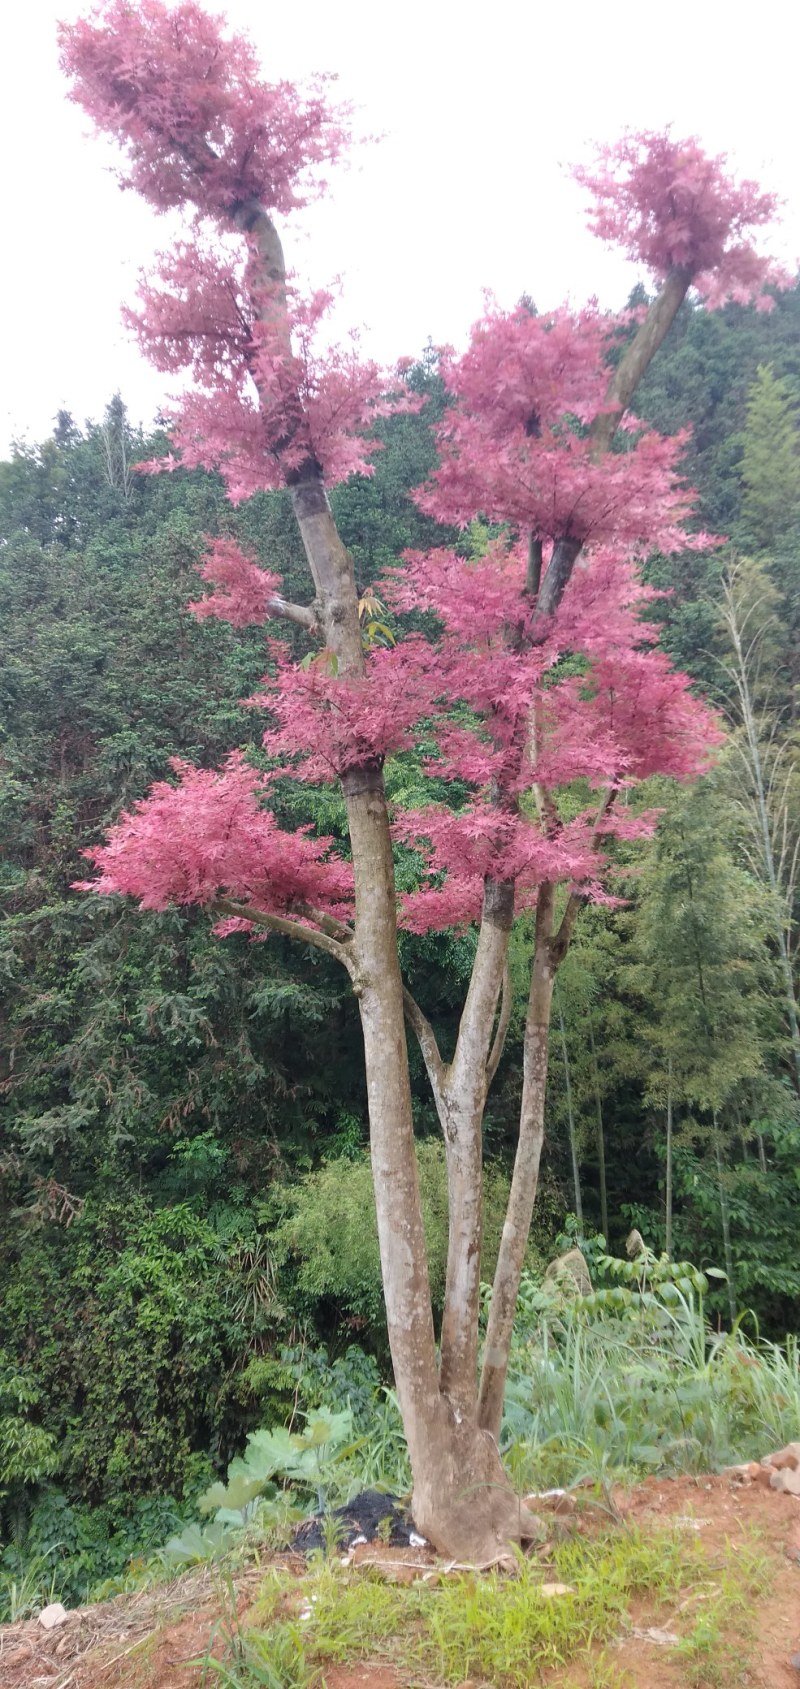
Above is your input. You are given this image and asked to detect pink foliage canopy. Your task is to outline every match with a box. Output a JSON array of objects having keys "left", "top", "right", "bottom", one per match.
[
  {"left": 574, "top": 130, "right": 787, "bottom": 307},
  {"left": 60, "top": 2, "right": 408, "bottom": 501},
  {"left": 58, "top": 0, "right": 348, "bottom": 218},
  {"left": 82, "top": 518, "right": 719, "bottom": 936},
  {"left": 76, "top": 754, "right": 353, "bottom": 918},
  {"left": 65, "top": 10, "right": 759, "bottom": 942},
  {"left": 251, "top": 640, "right": 438, "bottom": 783},
  {"left": 187, "top": 536, "right": 285, "bottom": 626},
  {"left": 129, "top": 249, "right": 408, "bottom": 497},
  {"left": 377, "top": 542, "right": 720, "bottom": 928},
  {"left": 416, "top": 302, "right": 715, "bottom": 551}
]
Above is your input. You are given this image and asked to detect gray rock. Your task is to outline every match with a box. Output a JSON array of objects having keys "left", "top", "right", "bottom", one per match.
[
  {"left": 38, "top": 1603, "right": 68, "bottom": 1630},
  {"left": 543, "top": 1247, "right": 592, "bottom": 1295}
]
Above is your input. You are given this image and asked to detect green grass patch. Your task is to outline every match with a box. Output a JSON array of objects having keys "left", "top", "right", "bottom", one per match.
[
  {"left": 230, "top": 1522, "right": 772, "bottom": 1688},
  {"left": 674, "top": 1537, "right": 772, "bottom": 1688}
]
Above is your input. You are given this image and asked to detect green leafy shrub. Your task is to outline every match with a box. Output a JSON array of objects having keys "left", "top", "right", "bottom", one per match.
[
  {"left": 0, "top": 1486, "right": 191, "bottom": 1615},
  {"left": 0, "top": 1353, "right": 59, "bottom": 1503},
  {"left": 0, "top": 1198, "right": 267, "bottom": 1505},
  {"left": 159, "top": 1405, "right": 360, "bottom": 1569},
  {"left": 269, "top": 1142, "right": 512, "bottom": 1341}
]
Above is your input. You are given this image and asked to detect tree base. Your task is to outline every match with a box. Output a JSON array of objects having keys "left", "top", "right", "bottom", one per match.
[{"left": 410, "top": 1406, "right": 543, "bottom": 1562}]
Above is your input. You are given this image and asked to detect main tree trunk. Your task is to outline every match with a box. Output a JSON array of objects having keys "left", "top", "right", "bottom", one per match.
[{"left": 288, "top": 467, "right": 538, "bottom": 1558}]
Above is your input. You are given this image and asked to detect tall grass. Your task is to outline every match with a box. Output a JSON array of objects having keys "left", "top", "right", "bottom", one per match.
[{"left": 500, "top": 1269, "right": 800, "bottom": 1492}]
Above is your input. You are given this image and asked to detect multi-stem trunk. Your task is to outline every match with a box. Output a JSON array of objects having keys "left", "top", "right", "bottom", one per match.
[
  {"left": 289, "top": 468, "right": 538, "bottom": 1557},
  {"left": 247, "top": 212, "right": 696, "bottom": 1522},
  {"left": 409, "top": 264, "right": 696, "bottom": 1455},
  {"left": 478, "top": 885, "right": 557, "bottom": 1438},
  {"left": 557, "top": 985, "right": 583, "bottom": 1228},
  {"left": 242, "top": 206, "right": 540, "bottom": 1558}
]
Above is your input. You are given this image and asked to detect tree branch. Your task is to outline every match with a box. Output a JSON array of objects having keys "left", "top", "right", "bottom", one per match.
[
  {"left": 213, "top": 897, "right": 356, "bottom": 975},
  {"left": 591, "top": 266, "right": 692, "bottom": 456},
  {"left": 550, "top": 786, "right": 618, "bottom": 965},
  {"left": 402, "top": 987, "right": 447, "bottom": 1099},
  {"left": 531, "top": 536, "right": 582, "bottom": 632},
  {"left": 266, "top": 593, "right": 320, "bottom": 633},
  {"left": 447, "top": 879, "right": 514, "bottom": 1103},
  {"left": 550, "top": 891, "right": 583, "bottom": 967},
  {"left": 295, "top": 903, "right": 354, "bottom": 942},
  {"left": 526, "top": 533, "right": 543, "bottom": 595},
  {"left": 485, "top": 960, "right": 512, "bottom": 1088},
  {"left": 530, "top": 267, "right": 693, "bottom": 637}
]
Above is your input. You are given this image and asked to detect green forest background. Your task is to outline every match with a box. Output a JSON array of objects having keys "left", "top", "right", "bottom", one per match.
[{"left": 2, "top": 285, "right": 800, "bottom": 1595}]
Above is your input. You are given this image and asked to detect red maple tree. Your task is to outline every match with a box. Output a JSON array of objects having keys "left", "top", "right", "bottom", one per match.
[{"left": 61, "top": 0, "right": 784, "bottom": 1556}]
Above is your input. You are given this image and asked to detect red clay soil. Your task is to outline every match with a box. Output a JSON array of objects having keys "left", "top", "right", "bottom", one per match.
[
  {"left": 1, "top": 1472, "right": 798, "bottom": 1689},
  {"left": 323, "top": 1673, "right": 403, "bottom": 1689},
  {"left": 595, "top": 1471, "right": 800, "bottom": 1689}
]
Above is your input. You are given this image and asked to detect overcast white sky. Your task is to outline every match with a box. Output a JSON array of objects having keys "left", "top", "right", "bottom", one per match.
[{"left": 2, "top": 0, "right": 799, "bottom": 454}]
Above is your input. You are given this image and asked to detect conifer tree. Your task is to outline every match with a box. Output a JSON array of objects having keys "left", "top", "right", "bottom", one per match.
[
  {"left": 740, "top": 364, "right": 800, "bottom": 550},
  {"left": 718, "top": 560, "right": 800, "bottom": 1090},
  {"left": 629, "top": 780, "right": 772, "bottom": 1313}
]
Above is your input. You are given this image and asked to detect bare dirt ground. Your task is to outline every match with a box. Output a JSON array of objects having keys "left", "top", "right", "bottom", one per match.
[{"left": 1, "top": 1471, "right": 798, "bottom": 1689}]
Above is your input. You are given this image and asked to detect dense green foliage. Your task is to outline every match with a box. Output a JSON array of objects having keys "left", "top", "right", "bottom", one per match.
[{"left": 2, "top": 287, "right": 800, "bottom": 1600}]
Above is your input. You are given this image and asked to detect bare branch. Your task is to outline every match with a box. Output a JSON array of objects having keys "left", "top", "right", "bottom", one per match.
[
  {"left": 267, "top": 593, "right": 320, "bottom": 632},
  {"left": 486, "top": 961, "right": 512, "bottom": 1088},
  {"left": 551, "top": 890, "right": 584, "bottom": 967},
  {"left": 591, "top": 266, "right": 692, "bottom": 453},
  {"left": 448, "top": 879, "right": 514, "bottom": 1102},
  {"left": 296, "top": 903, "right": 354, "bottom": 942},
  {"left": 526, "top": 533, "right": 543, "bottom": 595},
  {"left": 213, "top": 897, "right": 356, "bottom": 975},
  {"left": 402, "top": 987, "right": 447, "bottom": 1098}
]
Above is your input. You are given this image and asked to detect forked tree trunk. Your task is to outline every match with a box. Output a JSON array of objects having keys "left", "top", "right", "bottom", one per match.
[
  {"left": 288, "top": 467, "right": 538, "bottom": 1558},
  {"left": 245, "top": 208, "right": 695, "bottom": 1543},
  {"left": 234, "top": 196, "right": 538, "bottom": 1554},
  {"left": 478, "top": 885, "right": 556, "bottom": 1438}
]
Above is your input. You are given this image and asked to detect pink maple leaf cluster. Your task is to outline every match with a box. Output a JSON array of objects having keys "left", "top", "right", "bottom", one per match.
[
  {"left": 375, "top": 541, "right": 720, "bottom": 929},
  {"left": 127, "top": 246, "right": 405, "bottom": 498},
  {"left": 61, "top": 1, "right": 410, "bottom": 501},
  {"left": 58, "top": 0, "right": 348, "bottom": 218},
  {"left": 75, "top": 753, "right": 353, "bottom": 919},
  {"left": 252, "top": 639, "right": 438, "bottom": 781},
  {"left": 416, "top": 302, "right": 712, "bottom": 551},
  {"left": 187, "top": 537, "right": 285, "bottom": 626},
  {"left": 574, "top": 130, "right": 788, "bottom": 307},
  {"left": 393, "top": 805, "right": 607, "bottom": 932}
]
